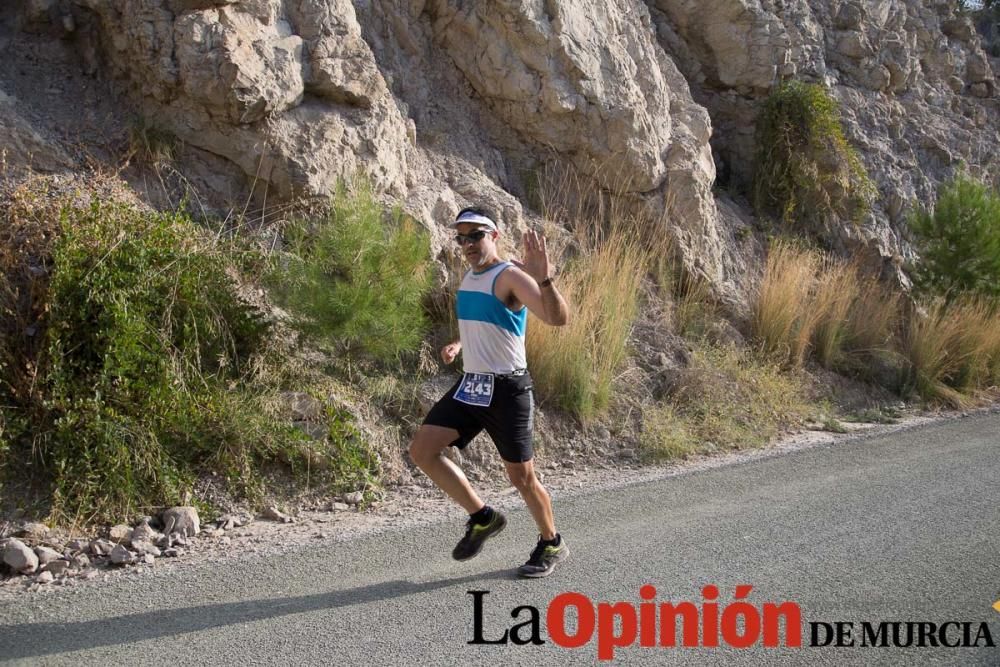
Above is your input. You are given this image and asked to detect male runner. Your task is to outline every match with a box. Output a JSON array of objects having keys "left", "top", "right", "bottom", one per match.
[{"left": 408, "top": 206, "right": 570, "bottom": 577}]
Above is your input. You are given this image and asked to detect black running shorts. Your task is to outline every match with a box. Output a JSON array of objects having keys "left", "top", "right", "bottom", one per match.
[{"left": 422, "top": 372, "right": 535, "bottom": 463}]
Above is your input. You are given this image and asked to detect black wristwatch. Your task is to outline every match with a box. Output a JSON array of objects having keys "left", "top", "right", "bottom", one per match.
[{"left": 539, "top": 277, "right": 554, "bottom": 288}]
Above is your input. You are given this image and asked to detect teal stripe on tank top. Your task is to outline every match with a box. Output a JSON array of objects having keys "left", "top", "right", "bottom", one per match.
[{"left": 456, "top": 290, "right": 527, "bottom": 336}]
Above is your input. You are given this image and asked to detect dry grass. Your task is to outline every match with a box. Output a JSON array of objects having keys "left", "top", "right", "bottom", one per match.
[
  {"left": 753, "top": 241, "right": 906, "bottom": 378},
  {"left": 903, "top": 296, "right": 1000, "bottom": 405},
  {"left": 810, "top": 258, "right": 859, "bottom": 368},
  {"left": 753, "top": 237, "right": 1000, "bottom": 407},
  {"left": 901, "top": 300, "right": 974, "bottom": 408},
  {"left": 126, "top": 116, "right": 177, "bottom": 167},
  {"left": 641, "top": 216, "right": 717, "bottom": 338},
  {"left": 673, "top": 270, "right": 718, "bottom": 339},
  {"left": 522, "top": 162, "right": 652, "bottom": 420},
  {"left": 953, "top": 297, "right": 1000, "bottom": 391},
  {"left": 753, "top": 241, "right": 819, "bottom": 364},
  {"left": 844, "top": 277, "right": 900, "bottom": 360},
  {"left": 0, "top": 179, "right": 62, "bottom": 415},
  {"left": 526, "top": 226, "right": 646, "bottom": 419},
  {"left": 534, "top": 160, "right": 640, "bottom": 229},
  {"left": 641, "top": 345, "right": 812, "bottom": 460}
]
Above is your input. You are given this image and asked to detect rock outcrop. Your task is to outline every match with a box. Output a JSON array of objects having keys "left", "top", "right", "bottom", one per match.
[
  {"left": 0, "top": 86, "right": 73, "bottom": 174},
  {"left": 650, "top": 0, "right": 999, "bottom": 273},
  {"left": 423, "top": 0, "right": 735, "bottom": 305},
  {"left": 71, "top": 0, "right": 411, "bottom": 199}
]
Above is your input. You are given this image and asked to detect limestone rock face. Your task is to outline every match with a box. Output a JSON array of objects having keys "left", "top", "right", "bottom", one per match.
[
  {"left": 0, "top": 86, "right": 73, "bottom": 174},
  {"left": 652, "top": 0, "right": 793, "bottom": 93},
  {"left": 6, "top": 0, "right": 995, "bottom": 315},
  {"left": 650, "top": 0, "right": 999, "bottom": 275},
  {"left": 72, "top": 0, "right": 410, "bottom": 199},
  {"left": 429, "top": 0, "right": 681, "bottom": 193}
]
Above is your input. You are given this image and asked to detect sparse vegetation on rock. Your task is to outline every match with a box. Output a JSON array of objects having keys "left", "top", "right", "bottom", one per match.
[{"left": 753, "top": 81, "right": 876, "bottom": 238}]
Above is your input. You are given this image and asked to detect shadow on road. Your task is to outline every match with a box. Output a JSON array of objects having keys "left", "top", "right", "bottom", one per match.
[{"left": 0, "top": 568, "right": 515, "bottom": 661}]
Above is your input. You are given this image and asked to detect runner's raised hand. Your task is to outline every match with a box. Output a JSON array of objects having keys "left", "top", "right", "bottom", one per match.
[{"left": 512, "top": 229, "right": 551, "bottom": 284}]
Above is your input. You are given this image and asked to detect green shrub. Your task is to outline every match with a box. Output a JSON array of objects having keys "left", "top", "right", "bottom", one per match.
[
  {"left": 0, "top": 194, "right": 377, "bottom": 524},
  {"left": 322, "top": 404, "right": 381, "bottom": 498},
  {"left": 753, "top": 81, "right": 875, "bottom": 235},
  {"left": 0, "top": 181, "right": 401, "bottom": 525},
  {"left": 272, "top": 182, "right": 432, "bottom": 362},
  {"left": 35, "top": 201, "right": 307, "bottom": 521},
  {"left": 908, "top": 172, "right": 1000, "bottom": 300}
]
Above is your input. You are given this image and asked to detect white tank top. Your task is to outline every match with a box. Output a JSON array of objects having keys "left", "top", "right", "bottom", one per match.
[{"left": 456, "top": 261, "right": 528, "bottom": 374}]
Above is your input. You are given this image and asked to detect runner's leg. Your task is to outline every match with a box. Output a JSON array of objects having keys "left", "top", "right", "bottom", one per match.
[
  {"left": 503, "top": 459, "right": 556, "bottom": 540},
  {"left": 409, "top": 424, "right": 485, "bottom": 514}
]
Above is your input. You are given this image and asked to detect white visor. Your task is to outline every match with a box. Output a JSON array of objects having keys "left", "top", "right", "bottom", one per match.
[{"left": 450, "top": 211, "right": 498, "bottom": 231}]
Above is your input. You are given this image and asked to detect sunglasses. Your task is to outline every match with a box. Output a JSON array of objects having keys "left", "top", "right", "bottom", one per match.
[{"left": 454, "top": 230, "right": 490, "bottom": 246}]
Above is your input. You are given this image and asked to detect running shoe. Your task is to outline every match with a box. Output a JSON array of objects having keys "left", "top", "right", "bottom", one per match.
[
  {"left": 517, "top": 535, "right": 569, "bottom": 578},
  {"left": 452, "top": 510, "right": 507, "bottom": 560}
]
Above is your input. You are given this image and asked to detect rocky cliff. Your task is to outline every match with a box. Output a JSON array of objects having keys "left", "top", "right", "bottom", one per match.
[{"left": 3, "top": 0, "right": 998, "bottom": 315}]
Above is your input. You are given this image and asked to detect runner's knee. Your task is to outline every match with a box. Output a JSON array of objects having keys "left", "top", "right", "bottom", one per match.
[
  {"left": 506, "top": 466, "right": 536, "bottom": 491},
  {"left": 408, "top": 428, "right": 452, "bottom": 466},
  {"left": 408, "top": 438, "right": 435, "bottom": 466}
]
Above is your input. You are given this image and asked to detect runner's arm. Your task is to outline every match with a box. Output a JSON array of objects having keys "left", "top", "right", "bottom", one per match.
[{"left": 507, "top": 269, "right": 568, "bottom": 326}]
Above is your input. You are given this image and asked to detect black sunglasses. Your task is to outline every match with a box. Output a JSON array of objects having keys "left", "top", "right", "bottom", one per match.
[{"left": 454, "top": 230, "right": 490, "bottom": 245}]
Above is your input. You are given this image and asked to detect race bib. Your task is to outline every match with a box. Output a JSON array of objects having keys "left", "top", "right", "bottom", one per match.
[{"left": 454, "top": 372, "right": 494, "bottom": 407}]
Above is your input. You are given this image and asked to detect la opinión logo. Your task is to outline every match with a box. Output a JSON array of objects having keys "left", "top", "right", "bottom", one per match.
[
  {"left": 469, "top": 585, "right": 801, "bottom": 660},
  {"left": 467, "top": 586, "right": 997, "bottom": 660}
]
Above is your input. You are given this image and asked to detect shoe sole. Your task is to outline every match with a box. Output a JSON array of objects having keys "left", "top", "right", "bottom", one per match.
[
  {"left": 517, "top": 545, "right": 569, "bottom": 578},
  {"left": 452, "top": 515, "right": 507, "bottom": 561}
]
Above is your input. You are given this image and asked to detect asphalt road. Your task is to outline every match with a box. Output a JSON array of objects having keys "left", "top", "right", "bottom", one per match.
[{"left": 1, "top": 413, "right": 998, "bottom": 666}]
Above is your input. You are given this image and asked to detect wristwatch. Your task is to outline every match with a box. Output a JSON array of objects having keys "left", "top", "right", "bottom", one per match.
[{"left": 539, "top": 277, "right": 554, "bottom": 288}]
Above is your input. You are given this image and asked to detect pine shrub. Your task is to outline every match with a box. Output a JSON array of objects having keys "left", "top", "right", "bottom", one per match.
[
  {"left": 908, "top": 172, "right": 1000, "bottom": 301},
  {"left": 272, "top": 182, "right": 433, "bottom": 362}
]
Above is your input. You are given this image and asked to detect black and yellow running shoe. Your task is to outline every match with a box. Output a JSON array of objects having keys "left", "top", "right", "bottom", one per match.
[
  {"left": 452, "top": 510, "right": 507, "bottom": 561},
  {"left": 517, "top": 535, "right": 569, "bottom": 578}
]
